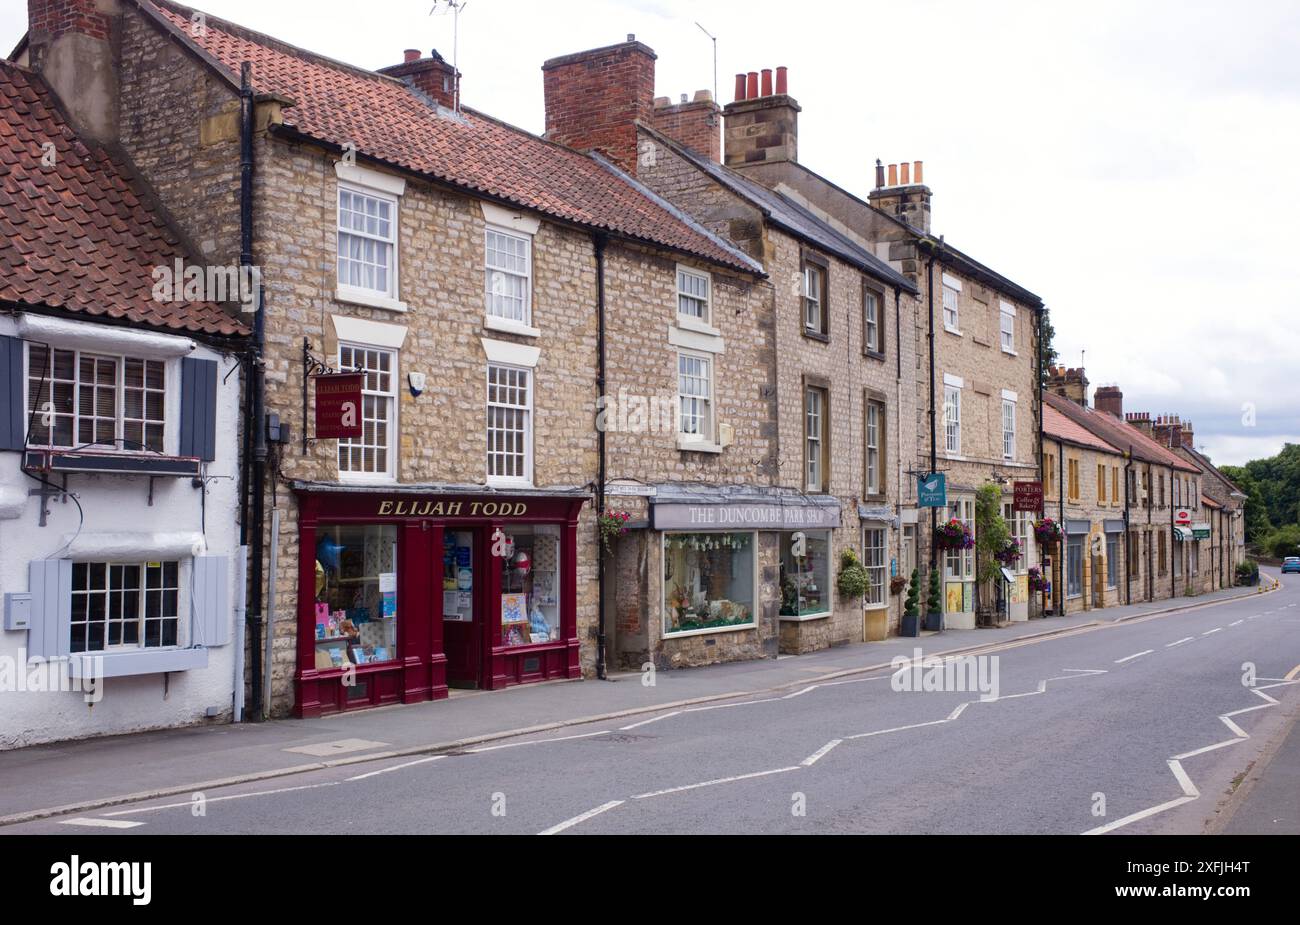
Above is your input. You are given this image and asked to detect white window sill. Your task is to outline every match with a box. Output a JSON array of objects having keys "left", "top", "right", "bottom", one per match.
[
  {"left": 1001, "top": 348, "right": 1018, "bottom": 356},
  {"left": 675, "top": 315, "right": 720, "bottom": 337},
  {"left": 336, "top": 287, "right": 408, "bottom": 313},
  {"left": 487, "top": 478, "right": 535, "bottom": 490},
  {"left": 338, "top": 472, "right": 399, "bottom": 485},
  {"left": 663, "top": 622, "right": 757, "bottom": 640},
  {"left": 484, "top": 315, "right": 540, "bottom": 338},
  {"left": 944, "top": 326, "right": 963, "bottom": 337},
  {"left": 677, "top": 437, "right": 723, "bottom": 454},
  {"left": 69, "top": 647, "right": 209, "bottom": 679},
  {"left": 779, "top": 610, "right": 831, "bottom": 623}
]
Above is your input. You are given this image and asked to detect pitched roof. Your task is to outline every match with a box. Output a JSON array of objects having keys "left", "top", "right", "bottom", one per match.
[
  {"left": 1174, "top": 443, "right": 1246, "bottom": 497},
  {"left": 1045, "top": 392, "right": 1199, "bottom": 472},
  {"left": 1045, "top": 402, "right": 1121, "bottom": 454},
  {"left": 138, "top": 1, "right": 760, "bottom": 276},
  {"left": 638, "top": 124, "right": 917, "bottom": 293},
  {"left": 0, "top": 60, "right": 246, "bottom": 337}
]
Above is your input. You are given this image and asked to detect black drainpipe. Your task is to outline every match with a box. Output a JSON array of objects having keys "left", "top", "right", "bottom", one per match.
[
  {"left": 925, "top": 250, "right": 939, "bottom": 624},
  {"left": 594, "top": 234, "right": 608, "bottom": 681},
  {"left": 1169, "top": 466, "right": 1176, "bottom": 599},
  {"left": 240, "top": 62, "right": 267, "bottom": 720},
  {"left": 1058, "top": 441, "right": 1065, "bottom": 614},
  {"left": 1123, "top": 449, "right": 1133, "bottom": 605},
  {"left": 1035, "top": 308, "right": 1044, "bottom": 611}
]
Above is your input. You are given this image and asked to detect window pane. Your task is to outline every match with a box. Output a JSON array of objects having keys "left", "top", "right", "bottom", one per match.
[{"left": 664, "top": 533, "right": 755, "bottom": 634}]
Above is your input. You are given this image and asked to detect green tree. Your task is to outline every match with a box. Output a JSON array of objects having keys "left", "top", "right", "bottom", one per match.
[
  {"left": 1222, "top": 465, "right": 1273, "bottom": 545},
  {"left": 1038, "top": 307, "right": 1059, "bottom": 388},
  {"left": 975, "top": 483, "right": 1011, "bottom": 613}
]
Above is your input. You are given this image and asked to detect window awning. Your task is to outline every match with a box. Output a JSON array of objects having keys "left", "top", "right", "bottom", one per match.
[{"left": 1173, "top": 526, "right": 1194, "bottom": 541}]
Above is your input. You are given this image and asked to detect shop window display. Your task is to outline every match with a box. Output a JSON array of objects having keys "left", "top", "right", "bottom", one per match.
[
  {"left": 780, "top": 530, "right": 830, "bottom": 617},
  {"left": 442, "top": 530, "right": 476, "bottom": 623},
  {"left": 314, "top": 524, "right": 398, "bottom": 669},
  {"left": 499, "top": 526, "right": 562, "bottom": 646},
  {"left": 663, "top": 532, "right": 755, "bottom": 634}
]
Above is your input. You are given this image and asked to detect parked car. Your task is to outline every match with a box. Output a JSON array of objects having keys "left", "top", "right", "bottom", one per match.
[{"left": 1283, "top": 557, "right": 1300, "bottom": 574}]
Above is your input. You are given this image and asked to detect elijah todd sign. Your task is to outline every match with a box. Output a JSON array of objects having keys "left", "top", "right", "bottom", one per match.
[{"left": 314, "top": 373, "right": 364, "bottom": 439}]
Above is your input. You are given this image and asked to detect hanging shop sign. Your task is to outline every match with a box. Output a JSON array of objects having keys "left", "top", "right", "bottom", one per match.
[
  {"left": 1192, "top": 523, "right": 1211, "bottom": 540},
  {"left": 651, "top": 500, "right": 840, "bottom": 531},
  {"left": 918, "top": 473, "right": 947, "bottom": 508},
  {"left": 314, "top": 373, "right": 364, "bottom": 439},
  {"left": 1013, "top": 480, "right": 1043, "bottom": 513},
  {"left": 1174, "top": 508, "right": 1193, "bottom": 526}
]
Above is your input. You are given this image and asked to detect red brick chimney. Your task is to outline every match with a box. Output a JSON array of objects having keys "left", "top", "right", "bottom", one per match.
[
  {"left": 723, "top": 65, "right": 800, "bottom": 167},
  {"left": 651, "top": 90, "right": 720, "bottom": 162},
  {"left": 542, "top": 36, "right": 657, "bottom": 175},
  {"left": 1151, "top": 414, "right": 1188, "bottom": 449},
  {"left": 869, "top": 158, "right": 932, "bottom": 233},
  {"left": 25, "top": 0, "right": 118, "bottom": 141},
  {"left": 379, "top": 48, "right": 460, "bottom": 110},
  {"left": 1094, "top": 385, "right": 1123, "bottom": 419}
]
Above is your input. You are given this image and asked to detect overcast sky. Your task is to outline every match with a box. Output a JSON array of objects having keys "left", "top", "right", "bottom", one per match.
[{"left": 5, "top": 0, "right": 1297, "bottom": 466}]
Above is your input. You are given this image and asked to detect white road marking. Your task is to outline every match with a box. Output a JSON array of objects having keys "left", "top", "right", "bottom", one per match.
[
  {"left": 1166, "top": 637, "right": 1195, "bottom": 647},
  {"left": 58, "top": 817, "right": 144, "bottom": 829},
  {"left": 103, "top": 782, "right": 340, "bottom": 816},
  {"left": 1060, "top": 669, "right": 1108, "bottom": 675},
  {"left": 1201, "top": 627, "right": 1223, "bottom": 636},
  {"left": 782, "top": 685, "right": 820, "bottom": 699},
  {"left": 846, "top": 718, "right": 950, "bottom": 740},
  {"left": 801, "top": 739, "right": 842, "bottom": 767},
  {"left": 1168, "top": 759, "right": 1200, "bottom": 798},
  {"left": 684, "top": 697, "right": 782, "bottom": 714},
  {"left": 632, "top": 766, "right": 801, "bottom": 800},
  {"left": 619, "top": 711, "right": 681, "bottom": 731},
  {"left": 346, "top": 756, "right": 444, "bottom": 781},
  {"left": 538, "top": 800, "right": 625, "bottom": 835},
  {"left": 1115, "top": 650, "right": 1154, "bottom": 664},
  {"left": 947, "top": 703, "right": 970, "bottom": 721},
  {"left": 1083, "top": 795, "right": 1198, "bottom": 835},
  {"left": 467, "top": 730, "right": 611, "bottom": 753},
  {"left": 1229, "top": 620, "right": 1244, "bottom": 627}
]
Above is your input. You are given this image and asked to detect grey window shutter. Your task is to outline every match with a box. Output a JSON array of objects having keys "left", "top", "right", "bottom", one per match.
[
  {"left": 28, "top": 559, "right": 72, "bottom": 659},
  {"left": 0, "top": 335, "right": 24, "bottom": 451},
  {"left": 191, "top": 555, "right": 230, "bottom": 647},
  {"left": 179, "top": 356, "right": 218, "bottom": 461}
]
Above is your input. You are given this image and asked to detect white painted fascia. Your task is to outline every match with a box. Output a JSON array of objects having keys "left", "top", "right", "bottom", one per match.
[
  {"left": 941, "top": 272, "right": 963, "bottom": 292},
  {"left": 481, "top": 201, "right": 541, "bottom": 236},
  {"left": 331, "top": 314, "right": 408, "bottom": 350},
  {"left": 17, "top": 314, "right": 196, "bottom": 357},
  {"left": 55, "top": 531, "right": 208, "bottom": 560},
  {"left": 481, "top": 337, "right": 540, "bottom": 368},
  {"left": 943, "top": 373, "right": 964, "bottom": 388},
  {"left": 335, "top": 161, "right": 407, "bottom": 197},
  {"left": 668, "top": 324, "right": 725, "bottom": 355}
]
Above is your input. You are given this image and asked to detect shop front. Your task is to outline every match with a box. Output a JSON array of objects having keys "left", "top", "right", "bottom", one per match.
[{"left": 294, "top": 486, "right": 585, "bottom": 717}]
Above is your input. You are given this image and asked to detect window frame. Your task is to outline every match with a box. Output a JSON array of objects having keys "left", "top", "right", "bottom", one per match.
[
  {"left": 863, "top": 283, "right": 884, "bottom": 357},
  {"left": 945, "top": 497, "right": 975, "bottom": 582},
  {"left": 999, "top": 301, "right": 1017, "bottom": 354},
  {"left": 336, "top": 182, "right": 400, "bottom": 304},
  {"left": 70, "top": 560, "right": 183, "bottom": 654},
  {"left": 801, "top": 253, "right": 830, "bottom": 340},
  {"left": 865, "top": 396, "right": 886, "bottom": 498},
  {"left": 662, "top": 531, "right": 759, "bottom": 638},
  {"left": 485, "top": 361, "right": 534, "bottom": 487},
  {"left": 484, "top": 225, "right": 534, "bottom": 328},
  {"left": 863, "top": 526, "right": 888, "bottom": 609},
  {"left": 1106, "top": 532, "right": 1120, "bottom": 588},
  {"left": 943, "top": 383, "right": 962, "bottom": 457},
  {"left": 804, "top": 383, "right": 830, "bottom": 493},
  {"left": 676, "top": 265, "right": 713, "bottom": 330},
  {"left": 336, "top": 342, "right": 398, "bottom": 482},
  {"left": 1001, "top": 397, "right": 1016, "bottom": 461},
  {"left": 942, "top": 284, "right": 961, "bottom": 334},
  {"left": 676, "top": 350, "right": 715, "bottom": 445},
  {"left": 24, "top": 344, "right": 170, "bottom": 454}
]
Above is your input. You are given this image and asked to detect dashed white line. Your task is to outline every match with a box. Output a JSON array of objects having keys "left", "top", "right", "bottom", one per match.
[
  {"left": 347, "top": 755, "right": 444, "bottom": 781},
  {"left": 103, "top": 782, "right": 341, "bottom": 816},
  {"left": 1201, "top": 627, "right": 1223, "bottom": 636},
  {"left": 619, "top": 711, "right": 681, "bottom": 731},
  {"left": 466, "top": 730, "right": 611, "bottom": 753},
  {"left": 801, "top": 739, "right": 842, "bottom": 767},
  {"left": 1229, "top": 620, "right": 1244, "bottom": 627},
  {"left": 538, "top": 800, "right": 625, "bottom": 835},
  {"left": 632, "top": 766, "right": 801, "bottom": 800},
  {"left": 58, "top": 817, "right": 144, "bottom": 829},
  {"left": 1166, "top": 637, "right": 1194, "bottom": 648},
  {"left": 1115, "top": 650, "right": 1154, "bottom": 664}
]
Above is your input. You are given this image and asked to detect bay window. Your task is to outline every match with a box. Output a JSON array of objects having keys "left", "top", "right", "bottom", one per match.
[{"left": 780, "top": 531, "right": 830, "bottom": 618}]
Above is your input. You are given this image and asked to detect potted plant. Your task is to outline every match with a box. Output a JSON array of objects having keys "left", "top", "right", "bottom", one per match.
[
  {"left": 890, "top": 575, "right": 908, "bottom": 595},
  {"left": 934, "top": 518, "right": 974, "bottom": 551},
  {"left": 598, "top": 509, "right": 631, "bottom": 555},
  {"left": 901, "top": 569, "right": 921, "bottom": 637},
  {"left": 837, "top": 548, "right": 870, "bottom": 599},
  {"left": 1033, "top": 517, "right": 1063, "bottom": 548},
  {"left": 924, "top": 566, "right": 944, "bottom": 632}
]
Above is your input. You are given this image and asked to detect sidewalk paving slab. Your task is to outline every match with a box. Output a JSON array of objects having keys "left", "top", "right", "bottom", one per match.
[{"left": 0, "top": 580, "right": 1273, "bottom": 825}]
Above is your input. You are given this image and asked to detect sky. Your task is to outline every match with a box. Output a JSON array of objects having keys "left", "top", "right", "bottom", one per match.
[{"left": 4, "top": 0, "right": 1298, "bottom": 466}]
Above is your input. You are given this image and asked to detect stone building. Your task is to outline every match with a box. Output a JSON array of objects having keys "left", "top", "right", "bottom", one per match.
[
  {"left": 0, "top": 54, "right": 246, "bottom": 747},
  {"left": 1045, "top": 375, "right": 1202, "bottom": 606},
  {"left": 715, "top": 72, "right": 1046, "bottom": 627}
]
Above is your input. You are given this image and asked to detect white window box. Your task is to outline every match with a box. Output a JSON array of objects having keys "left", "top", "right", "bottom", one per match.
[
  {"left": 677, "top": 437, "right": 723, "bottom": 454},
  {"left": 663, "top": 621, "right": 756, "bottom": 640},
  {"left": 69, "top": 647, "right": 209, "bottom": 679},
  {"left": 484, "top": 315, "right": 541, "bottom": 339},
  {"left": 336, "top": 287, "right": 408, "bottom": 313}
]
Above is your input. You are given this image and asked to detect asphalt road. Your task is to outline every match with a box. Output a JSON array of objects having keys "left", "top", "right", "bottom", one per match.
[{"left": 10, "top": 575, "right": 1300, "bottom": 835}]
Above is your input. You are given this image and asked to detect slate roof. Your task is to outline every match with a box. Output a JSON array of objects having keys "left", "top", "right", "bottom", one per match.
[
  {"left": 1045, "top": 392, "right": 1199, "bottom": 473},
  {"left": 1045, "top": 402, "right": 1121, "bottom": 454},
  {"left": 0, "top": 60, "right": 246, "bottom": 337},
  {"left": 138, "top": 1, "right": 761, "bottom": 275},
  {"left": 638, "top": 124, "right": 917, "bottom": 293}
]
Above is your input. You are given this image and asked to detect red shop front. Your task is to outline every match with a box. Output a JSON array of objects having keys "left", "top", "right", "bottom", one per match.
[{"left": 294, "top": 487, "right": 586, "bottom": 717}]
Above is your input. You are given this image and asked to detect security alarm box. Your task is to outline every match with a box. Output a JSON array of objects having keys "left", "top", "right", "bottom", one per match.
[{"left": 4, "top": 593, "right": 32, "bottom": 631}]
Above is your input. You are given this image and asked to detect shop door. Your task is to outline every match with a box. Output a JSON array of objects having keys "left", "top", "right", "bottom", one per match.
[{"left": 442, "top": 528, "right": 481, "bottom": 688}]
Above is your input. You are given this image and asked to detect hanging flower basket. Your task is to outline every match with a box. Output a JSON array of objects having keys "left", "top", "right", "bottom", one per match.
[
  {"left": 1033, "top": 518, "right": 1063, "bottom": 546},
  {"left": 994, "top": 538, "right": 1022, "bottom": 566},
  {"left": 598, "top": 509, "right": 631, "bottom": 554},
  {"left": 934, "top": 518, "right": 974, "bottom": 550},
  {"left": 1028, "top": 565, "right": 1049, "bottom": 592}
]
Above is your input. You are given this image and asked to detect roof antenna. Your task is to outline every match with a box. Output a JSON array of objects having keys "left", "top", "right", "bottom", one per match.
[
  {"left": 695, "top": 22, "right": 717, "bottom": 107},
  {"left": 430, "top": 0, "right": 469, "bottom": 114}
]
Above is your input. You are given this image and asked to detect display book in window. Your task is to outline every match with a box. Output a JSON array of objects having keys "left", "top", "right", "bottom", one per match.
[
  {"left": 501, "top": 527, "right": 561, "bottom": 646},
  {"left": 313, "top": 529, "right": 398, "bottom": 670}
]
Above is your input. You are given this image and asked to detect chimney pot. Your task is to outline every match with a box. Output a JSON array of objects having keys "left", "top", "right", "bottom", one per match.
[
  {"left": 761, "top": 68, "right": 773, "bottom": 97},
  {"left": 734, "top": 73, "right": 747, "bottom": 102},
  {"left": 874, "top": 159, "right": 885, "bottom": 189},
  {"left": 888, "top": 163, "right": 898, "bottom": 186},
  {"left": 746, "top": 71, "right": 759, "bottom": 99},
  {"left": 403, "top": 48, "right": 421, "bottom": 63},
  {"left": 680, "top": 93, "right": 688, "bottom": 104},
  {"left": 914, "top": 160, "right": 923, "bottom": 184},
  {"left": 900, "top": 162, "right": 911, "bottom": 185},
  {"left": 627, "top": 34, "right": 636, "bottom": 42},
  {"left": 775, "top": 66, "right": 788, "bottom": 95}
]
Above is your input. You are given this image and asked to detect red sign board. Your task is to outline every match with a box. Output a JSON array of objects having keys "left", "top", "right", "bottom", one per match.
[
  {"left": 314, "top": 374, "right": 363, "bottom": 439},
  {"left": 1013, "top": 481, "right": 1043, "bottom": 513}
]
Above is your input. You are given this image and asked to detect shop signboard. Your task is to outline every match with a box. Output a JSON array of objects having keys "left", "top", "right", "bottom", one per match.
[
  {"left": 918, "top": 473, "right": 947, "bottom": 508},
  {"left": 1013, "top": 481, "right": 1043, "bottom": 513},
  {"left": 314, "top": 373, "right": 363, "bottom": 439}
]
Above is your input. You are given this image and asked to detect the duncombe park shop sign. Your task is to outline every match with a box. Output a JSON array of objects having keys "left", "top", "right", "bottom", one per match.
[{"left": 652, "top": 500, "right": 841, "bottom": 531}]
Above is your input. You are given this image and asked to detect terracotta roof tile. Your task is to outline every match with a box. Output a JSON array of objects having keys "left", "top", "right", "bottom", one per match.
[
  {"left": 1045, "top": 392, "right": 1199, "bottom": 472},
  {"left": 1045, "top": 403, "right": 1121, "bottom": 454},
  {"left": 0, "top": 61, "right": 246, "bottom": 337},
  {"left": 143, "top": 1, "right": 759, "bottom": 275}
]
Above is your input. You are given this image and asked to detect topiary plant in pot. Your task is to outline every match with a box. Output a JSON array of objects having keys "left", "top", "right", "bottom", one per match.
[
  {"left": 924, "top": 565, "right": 944, "bottom": 632},
  {"left": 901, "top": 568, "right": 921, "bottom": 637}
]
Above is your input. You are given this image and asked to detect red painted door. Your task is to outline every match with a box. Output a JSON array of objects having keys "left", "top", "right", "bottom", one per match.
[{"left": 442, "top": 527, "right": 480, "bottom": 687}]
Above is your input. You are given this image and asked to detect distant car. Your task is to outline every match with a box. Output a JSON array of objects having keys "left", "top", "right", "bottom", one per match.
[{"left": 1283, "top": 558, "right": 1300, "bottom": 574}]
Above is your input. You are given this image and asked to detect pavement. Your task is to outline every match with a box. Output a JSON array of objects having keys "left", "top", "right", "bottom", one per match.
[{"left": 0, "top": 574, "right": 1284, "bottom": 829}]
